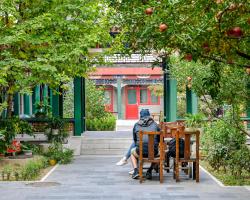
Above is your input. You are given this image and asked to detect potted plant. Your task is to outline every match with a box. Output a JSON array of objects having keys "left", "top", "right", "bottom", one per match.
[
  {"left": 21, "top": 144, "right": 33, "bottom": 157},
  {"left": 34, "top": 102, "right": 51, "bottom": 118},
  {"left": 50, "top": 117, "right": 64, "bottom": 135},
  {"left": 184, "top": 113, "right": 204, "bottom": 132},
  {"left": 44, "top": 142, "right": 62, "bottom": 166}
]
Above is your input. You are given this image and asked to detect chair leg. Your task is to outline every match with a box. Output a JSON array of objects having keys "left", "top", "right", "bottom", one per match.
[
  {"left": 160, "top": 161, "right": 163, "bottom": 183},
  {"left": 188, "top": 163, "right": 192, "bottom": 179},
  {"left": 139, "top": 161, "right": 143, "bottom": 183},
  {"left": 193, "top": 162, "right": 196, "bottom": 180},
  {"left": 196, "top": 160, "right": 199, "bottom": 182},
  {"left": 173, "top": 159, "right": 176, "bottom": 179},
  {"left": 175, "top": 159, "right": 179, "bottom": 182}
]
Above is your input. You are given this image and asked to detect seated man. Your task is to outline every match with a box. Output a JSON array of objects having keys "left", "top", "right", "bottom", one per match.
[{"left": 130, "top": 109, "right": 160, "bottom": 179}]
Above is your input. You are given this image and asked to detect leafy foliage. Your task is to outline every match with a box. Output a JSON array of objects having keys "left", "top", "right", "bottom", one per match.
[
  {"left": 86, "top": 79, "right": 107, "bottom": 119},
  {"left": 86, "top": 113, "right": 116, "bottom": 131},
  {"left": 108, "top": 0, "right": 249, "bottom": 67},
  {"left": 44, "top": 142, "right": 74, "bottom": 164},
  {"left": 202, "top": 113, "right": 249, "bottom": 176},
  {"left": 85, "top": 79, "right": 116, "bottom": 130},
  {"left": 0, "top": 118, "right": 33, "bottom": 154},
  {"left": 184, "top": 113, "right": 204, "bottom": 128},
  {"left": 0, "top": 0, "right": 113, "bottom": 117}
]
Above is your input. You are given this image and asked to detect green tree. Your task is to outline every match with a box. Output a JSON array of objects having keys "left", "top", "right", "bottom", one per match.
[
  {"left": 0, "top": 0, "right": 112, "bottom": 117},
  {"left": 86, "top": 79, "right": 107, "bottom": 119},
  {"left": 109, "top": 0, "right": 250, "bottom": 135},
  {"left": 109, "top": 0, "right": 249, "bottom": 67}
]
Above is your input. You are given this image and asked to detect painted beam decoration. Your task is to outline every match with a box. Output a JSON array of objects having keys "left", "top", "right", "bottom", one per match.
[
  {"left": 91, "top": 78, "right": 163, "bottom": 85},
  {"left": 123, "top": 79, "right": 163, "bottom": 85}
]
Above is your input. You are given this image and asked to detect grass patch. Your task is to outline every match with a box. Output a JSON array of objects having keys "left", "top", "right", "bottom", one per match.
[
  {"left": 0, "top": 156, "right": 51, "bottom": 181},
  {"left": 201, "top": 160, "right": 250, "bottom": 186}
]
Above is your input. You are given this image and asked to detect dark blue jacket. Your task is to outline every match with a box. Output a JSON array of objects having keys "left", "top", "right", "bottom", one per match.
[{"left": 133, "top": 116, "right": 160, "bottom": 156}]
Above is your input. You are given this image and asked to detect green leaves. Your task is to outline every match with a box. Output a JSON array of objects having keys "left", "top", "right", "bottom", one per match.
[
  {"left": 109, "top": 0, "right": 250, "bottom": 67},
  {"left": 0, "top": 0, "right": 113, "bottom": 116}
]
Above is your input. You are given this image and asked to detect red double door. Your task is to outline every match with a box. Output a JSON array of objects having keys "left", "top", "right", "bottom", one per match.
[{"left": 125, "top": 86, "right": 155, "bottom": 119}]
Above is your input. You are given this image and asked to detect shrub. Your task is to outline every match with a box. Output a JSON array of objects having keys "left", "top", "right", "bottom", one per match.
[
  {"left": 44, "top": 142, "right": 74, "bottom": 164},
  {"left": 86, "top": 113, "right": 116, "bottom": 131},
  {"left": 21, "top": 142, "right": 43, "bottom": 155},
  {"left": 0, "top": 118, "right": 33, "bottom": 154},
  {"left": 227, "top": 145, "right": 250, "bottom": 177},
  {"left": 45, "top": 117, "right": 69, "bottom": 143},
  {"left": 202, "top": 118, "right": 247, "bottom": 171}
]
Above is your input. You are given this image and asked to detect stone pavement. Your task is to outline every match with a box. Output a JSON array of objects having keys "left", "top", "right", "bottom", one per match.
[{"left": 0, "top": 155, "right": 249, "bottom": 200}]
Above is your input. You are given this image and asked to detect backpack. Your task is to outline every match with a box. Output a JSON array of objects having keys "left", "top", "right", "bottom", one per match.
[{"left": 167, "top": 138, "right": 185, "bottom": 158}]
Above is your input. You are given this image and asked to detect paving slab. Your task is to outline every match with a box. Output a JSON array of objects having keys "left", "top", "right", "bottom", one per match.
[{"left": 0, "top": 155, "right": 249, "bottom": 200}]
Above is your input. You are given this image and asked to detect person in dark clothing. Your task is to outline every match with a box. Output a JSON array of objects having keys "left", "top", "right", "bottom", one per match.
[{"left": 130, "top": 109, "right": 160, "bottom": 179}]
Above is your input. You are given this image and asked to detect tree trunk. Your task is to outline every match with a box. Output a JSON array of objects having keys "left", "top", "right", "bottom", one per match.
[{"left": 6, "top": 93, "right": 13, "bottom": 118}]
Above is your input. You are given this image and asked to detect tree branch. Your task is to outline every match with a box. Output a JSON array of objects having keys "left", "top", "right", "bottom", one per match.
[{"left": 236, "top": 50, "right": 250, "bottom": 61}]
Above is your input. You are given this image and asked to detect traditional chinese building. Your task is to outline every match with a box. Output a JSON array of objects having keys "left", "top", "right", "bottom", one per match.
[{"left": 90, "top": 54, "right": 163, "bottom": 119}]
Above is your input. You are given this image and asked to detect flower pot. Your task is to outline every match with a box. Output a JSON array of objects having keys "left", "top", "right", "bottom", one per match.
[
  {"left": 52, "top": 129, "right": 59, "bottom": 135},
  {"left": 49, "top": 159, "right": 57, "bottom": 166},
  {"left": 185, "top": 127, "right": 199, "bottom": 132},
  {"left": 45, "top": 128, "right": 51, "bottom": 134},
  {"left": 23, "top": 150, "right": 32, "bottom": 156}
]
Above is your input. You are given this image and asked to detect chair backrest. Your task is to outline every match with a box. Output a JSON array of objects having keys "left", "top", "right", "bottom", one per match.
[
  {"left": 160, "top": 122, "right": 184, "bottom": 138},
  {"left": 175, "top": 129, "right": 200, "bottom": 160},
  {"left": 151, "top": 113, "right": 161, "bottom": 122},
  {"left": 139, "top": 130, "right": 163, "bottom": 160}
]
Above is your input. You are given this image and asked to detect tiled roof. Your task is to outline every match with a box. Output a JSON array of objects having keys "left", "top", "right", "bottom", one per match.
[{"left": 90, "top": 67, "right": 163, "bottom": 75}]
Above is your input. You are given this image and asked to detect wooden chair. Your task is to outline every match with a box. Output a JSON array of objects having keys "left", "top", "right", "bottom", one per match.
[
  {"left": 174, "top": 128, "right": 200, "bottom": 182},
  {"left": 161, "top": 123, "right": 185, "bottom": 173},
  {"left": 138, "top": 130, "right": 164, "bottom": 183},
  {"left": 151, "top": 113, "right": 161, "bottom": 123}
]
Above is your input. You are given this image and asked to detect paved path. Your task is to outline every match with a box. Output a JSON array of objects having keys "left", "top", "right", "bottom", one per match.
[
  {"left": 0, "top": 156, "right": 249, "bottom": 200},
  {"left": 83, "top": 131, "right": 132, "bottom": 138}
]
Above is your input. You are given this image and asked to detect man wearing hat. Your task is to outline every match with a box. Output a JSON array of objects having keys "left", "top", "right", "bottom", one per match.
[{"left": 130, "top": 109, "right": 160, "bottom": 179}]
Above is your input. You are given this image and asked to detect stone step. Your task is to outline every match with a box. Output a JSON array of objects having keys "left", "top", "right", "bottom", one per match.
[
  {"left": 81, "top": 137, "right": 132, "bottom": 155},
  {"left": 81, "top": 138, "right": 132, "bottom": 144}
]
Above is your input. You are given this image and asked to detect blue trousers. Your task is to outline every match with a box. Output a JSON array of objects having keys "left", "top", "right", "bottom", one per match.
[{"left": 125, "top": 141, "right": 136, "bottom": 160}]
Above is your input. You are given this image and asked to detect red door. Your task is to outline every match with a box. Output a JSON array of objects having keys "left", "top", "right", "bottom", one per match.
[{"left": 125, "top": 86, "right": 139, "bottom": 119}]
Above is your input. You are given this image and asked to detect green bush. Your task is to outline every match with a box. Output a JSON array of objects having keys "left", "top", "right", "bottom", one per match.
[
  {"left": 227, "top": 146, "right": 250, "bottom": 177},
  {"left": 86, "top": 113, "right": 116, "bottom": 131},
  {"left": 45, "top": 117, "right": 69, "bottom": 143},
  {"left": 44, "top": 142, "right": 74, "bottom": 164},
  {"left": 21, "top": 142, "right": 43, "bottom": 155},
  {"left": 0, "top": 118, "right": 33, "bottom": 154},
  {"left": 202, "top": 118, "right": 247, "bottom": 173}
]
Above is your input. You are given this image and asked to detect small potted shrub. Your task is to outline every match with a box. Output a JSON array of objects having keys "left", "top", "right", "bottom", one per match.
[
  {"left": 34, "top": 102, "right": 51, "bottom": 118},
  {"left": 184, "top": 113, "right": 204, "bottom": 132},
  {"left": 44, "top": 142, "right": 61, "bottom": 166},
  {"left": 44, "top": 142, "right": 73, "bottom": 165},
  {"left": 21, "top": 144, "right": 33, "bottom": 157},
  {"left": 50, "top": 117, "right": 64, "bottom": 135}
]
